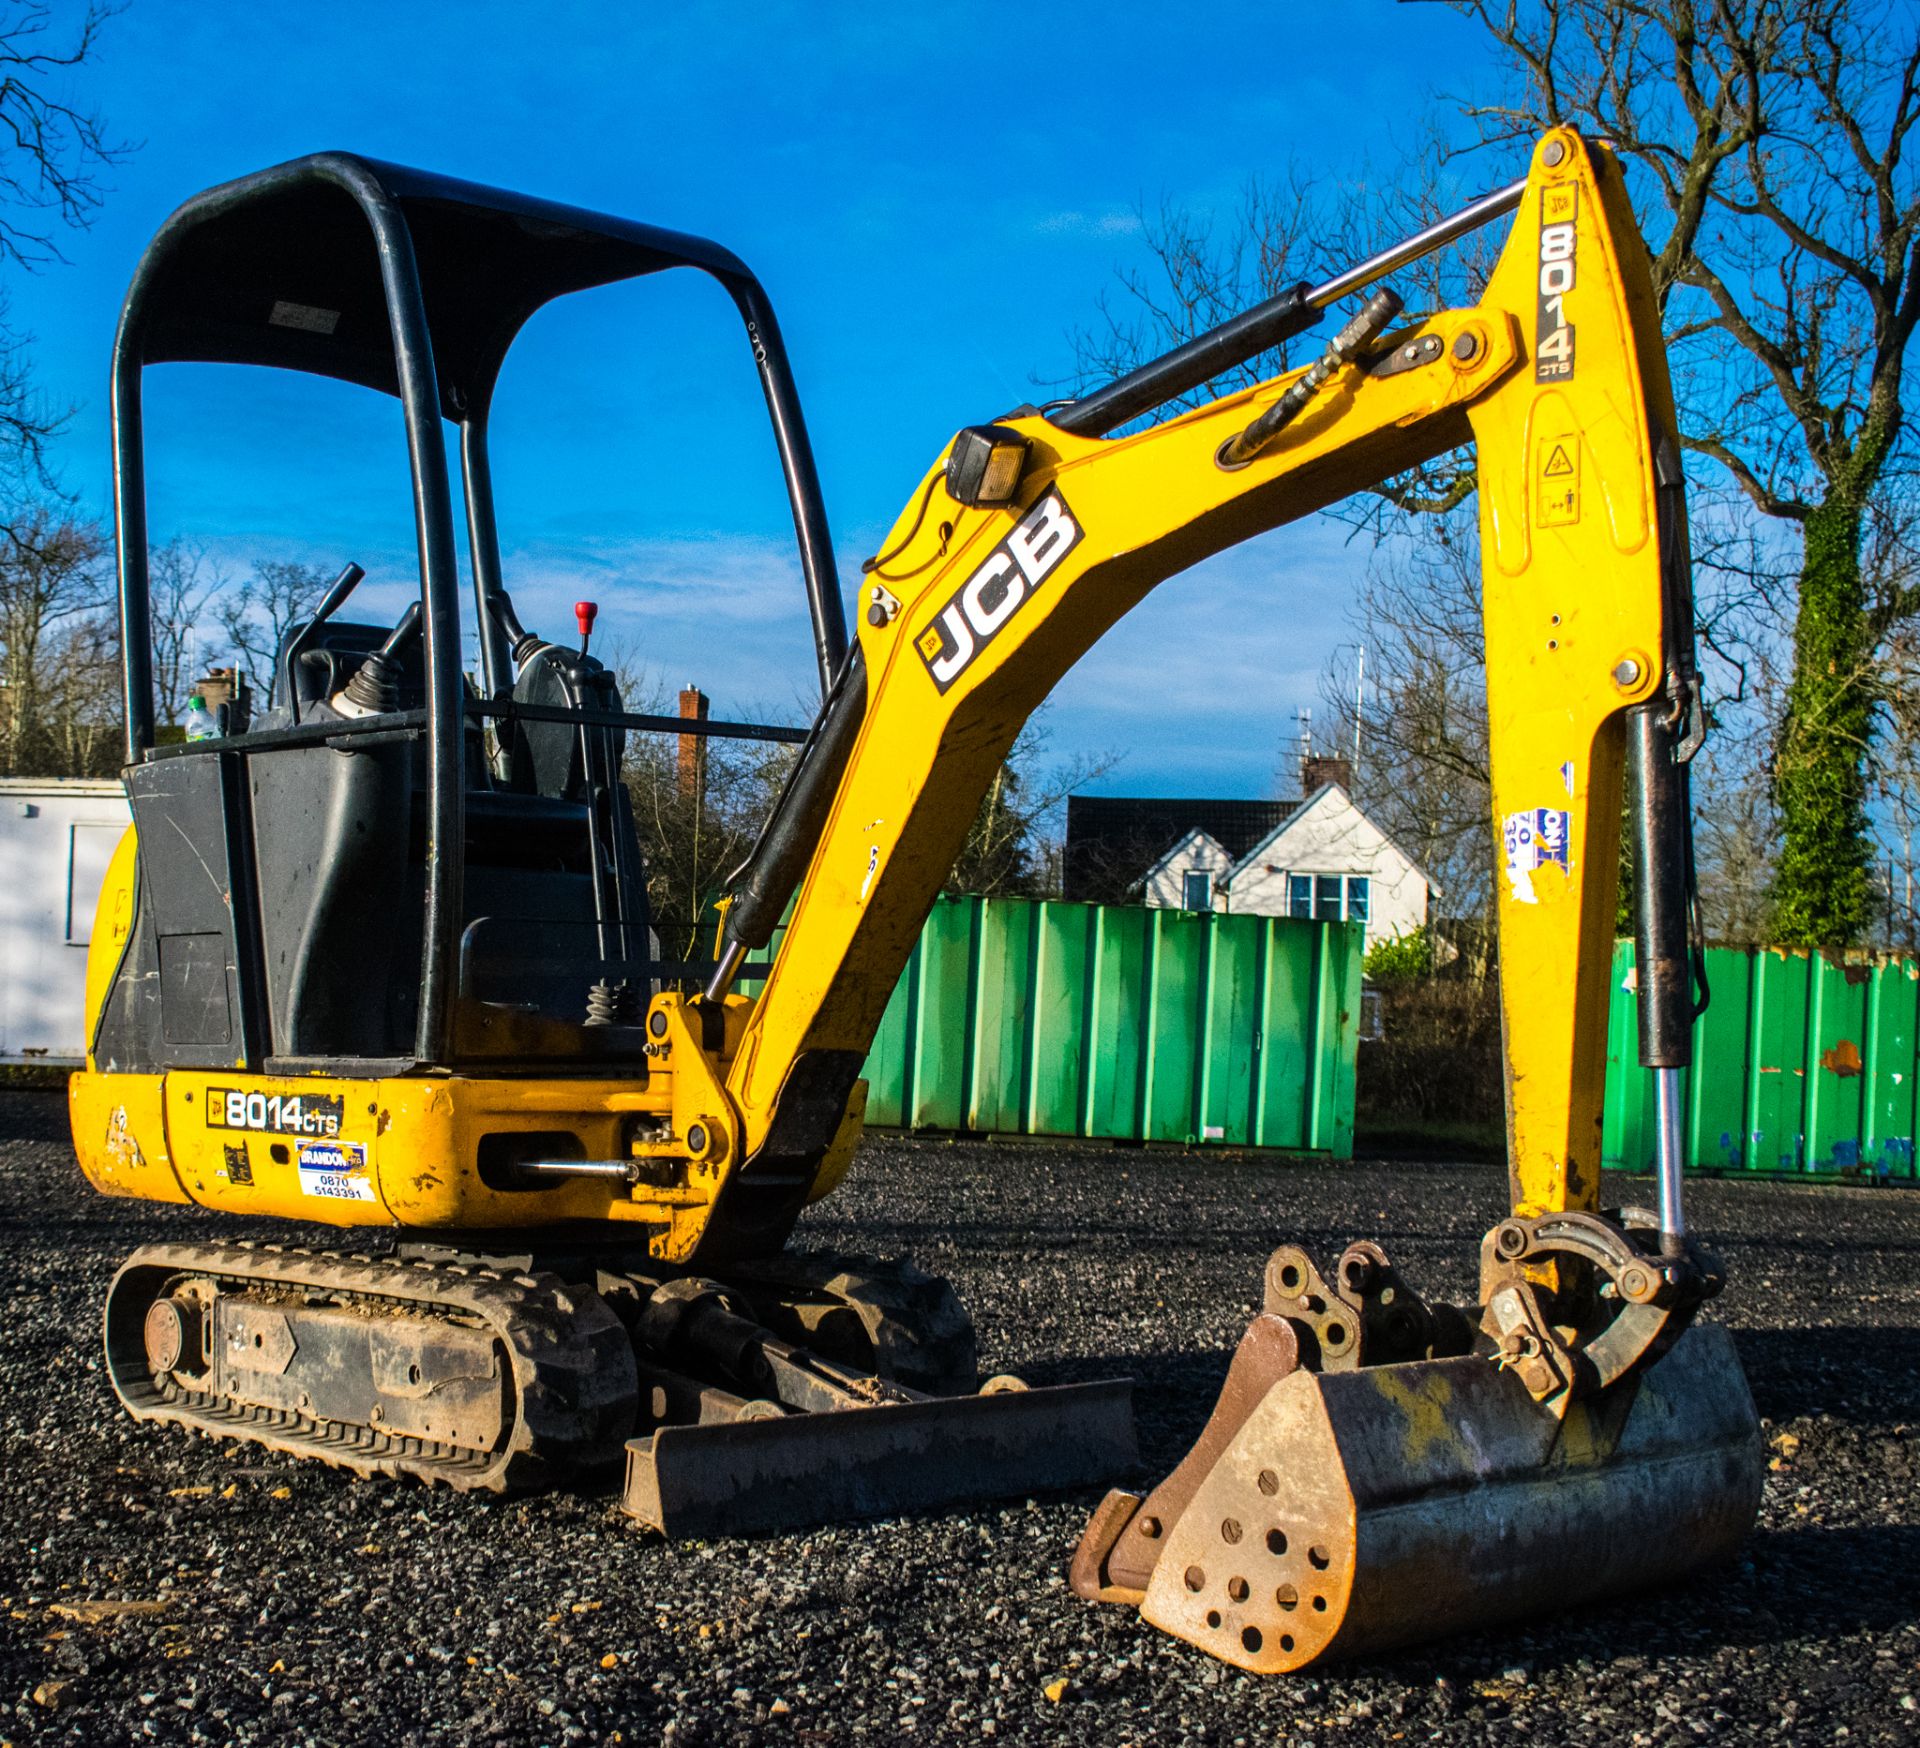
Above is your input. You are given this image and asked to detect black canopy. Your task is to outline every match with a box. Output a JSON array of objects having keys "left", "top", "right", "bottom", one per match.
[
  {"left": 120, "top": 152, "right": 760, "bottom": 420},
  {"left": 111, "top": 153, "right": 848, "bottom": 1062}
]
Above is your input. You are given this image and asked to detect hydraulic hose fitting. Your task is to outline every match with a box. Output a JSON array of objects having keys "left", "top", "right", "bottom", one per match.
[{"left": 1217, "top": 287, "right": 1403, "bottom": 469}]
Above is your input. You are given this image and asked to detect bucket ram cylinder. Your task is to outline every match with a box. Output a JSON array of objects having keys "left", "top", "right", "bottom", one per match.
[{"left": 1627, "top": 699, "right": 1695, "bottom": 1249}]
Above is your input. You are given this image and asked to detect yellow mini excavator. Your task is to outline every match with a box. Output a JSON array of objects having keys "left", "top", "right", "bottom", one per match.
[{"left": 74, "top": 129, "right": 1761, "bottom": 1672}]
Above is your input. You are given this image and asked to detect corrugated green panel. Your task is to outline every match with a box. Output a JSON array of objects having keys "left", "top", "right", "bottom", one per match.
[
  {"left": 1199, "top": 914, "right": 1260, "bottom": 1145},
  {"left": 862, "top": 941, "right": 914, "bottom": 1128},
  {"left": 910, "top": 896, "right": 977, "bottom": 1130},
  {"left": 1690, "top": 950, "right": 1753, "bottom": 1172},
  {"left": 1601, "top": 939, "right": 1639, "bottom": 1168},
  {"left": 1085, "top": 906, "right": 1146, "bottom": 1140},
  {"left": 1862, "top": 960, "right": 1919, "bottom": 1179},
  {"left": 1321, "top": 921, "right": 1362, "bottom": 1158},
  {"left": 1027, "top": 902, "right": 1090, "bottom": 1138},
  {"left": 1254, "top": 918, "right": 1314, "bottom": 1150},
  {"left": 792, "top": 894, "right": 1358, "bottom": 1152},
  {"left": 1604, "top": 941, "right": 1920, "bottom": 1178},
  {"left": 1143, "top": 909, "right": 1205, "bottom": 1143},
  {"left": 968, "top": 899, "right": 1034, "bottom": 1133},
  {"left": 1805, "top": 956, "right": 1870, "bottom": 1170},
  {"left": 1747, "top": 949, "right": 1811, "bottom": 1173}
]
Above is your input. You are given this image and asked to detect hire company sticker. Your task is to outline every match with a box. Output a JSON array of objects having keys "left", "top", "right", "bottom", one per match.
[{"left": 296, "top": 1139, "right": 377, "bottom": 1203}]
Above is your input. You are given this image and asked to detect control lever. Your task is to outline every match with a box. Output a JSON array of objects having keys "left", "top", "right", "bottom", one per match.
[
  {"left": 280, "top": 561, "right": 365, "bottom": 725},
  {"left": 333, "top": 601, "right": 422, "bottom": 718}
]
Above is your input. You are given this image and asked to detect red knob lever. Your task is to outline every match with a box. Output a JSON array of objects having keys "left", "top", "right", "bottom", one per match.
[{"left": 574, "top": 600, "right": 599, "bottom": 640}]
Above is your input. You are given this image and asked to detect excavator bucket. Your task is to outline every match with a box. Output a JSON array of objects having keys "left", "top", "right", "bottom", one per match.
[{"left": 1073, "top": 1237, "right": 1765, "bottom": 1672}]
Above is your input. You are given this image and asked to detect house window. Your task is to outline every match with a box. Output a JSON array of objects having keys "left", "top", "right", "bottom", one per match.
[
  {"left": 1288, "top": 874, "right": 1313, "bottom": 918},
  {"left": 1315, "top": 875, "right": 1342, "bottom": 919},
  {"left": 1346, "top": 876, "right": 1370, "bottom": 924},
  {"left": 1182, "top": 871, "right": 1213, "bottom": 912}
]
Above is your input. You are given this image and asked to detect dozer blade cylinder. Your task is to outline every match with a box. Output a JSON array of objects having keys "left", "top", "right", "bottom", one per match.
[{"left": 1138, "top": 1326, "right": 1762, "bottom": 1673}]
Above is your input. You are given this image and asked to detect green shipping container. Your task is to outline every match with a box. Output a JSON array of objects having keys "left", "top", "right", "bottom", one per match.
[
  {"left": 1603, "top": 940, "right": 1920, "bottom": 1180},
  {"left": 753, "top": 895, "right": 1362, "bottom": 1156}
]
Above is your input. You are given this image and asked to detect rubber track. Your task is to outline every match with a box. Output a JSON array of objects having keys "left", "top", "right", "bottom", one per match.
[{"left": 104, "top": 1241, "right": 637, "bottom": 1493}]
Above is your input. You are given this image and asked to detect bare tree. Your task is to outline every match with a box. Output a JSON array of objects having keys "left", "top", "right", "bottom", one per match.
[
  {"left": 624, "top": 725, "right": 797, "bottom": 966},
  {"left": 31, "top": 604, "right": 119, "bottom": 776},
  {"left": 219, "top": 559, "right": 330, "bottom": 692},
  {"left": 1440, "top": 0, "right": 1920, "bottom": 945},
  {"left": 148, "top": 537, "right": 226, "bottom": 726},
  {"left": 0, "top": 507, "right": 107, "bottom": 773},
  {"left": 949, "top": 711, "right": 1121, "bottom": 899},
  {"left": 1316, "top": 505, "right": 1495, "bottom": 921},
  {"left": 0, "top": 2, "right": 131, "bottom": 496},
  {"left": 1067, "top": 171, "right": 1330, "bottom": 421}
]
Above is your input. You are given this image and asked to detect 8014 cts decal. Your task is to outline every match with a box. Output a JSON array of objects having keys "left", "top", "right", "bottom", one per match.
[
  {"left": 1535, "top": 183, "right": 1577, "bottom": 382},
  {"left": 206, "top": 1089, "right": 344, "bottom": 1137},
  {"left": 916, "top": 488, "right": 1082, "bottom": 692}
]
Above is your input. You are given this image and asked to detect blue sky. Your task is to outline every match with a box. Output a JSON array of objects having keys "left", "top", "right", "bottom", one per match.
[{"left": 13, "top": 0, "right": 1504, "bottom": 795}]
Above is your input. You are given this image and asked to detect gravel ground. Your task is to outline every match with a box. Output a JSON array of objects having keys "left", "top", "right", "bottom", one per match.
[{"left": 1, "top": 1084, "right": 1916, "bottom": 1746}]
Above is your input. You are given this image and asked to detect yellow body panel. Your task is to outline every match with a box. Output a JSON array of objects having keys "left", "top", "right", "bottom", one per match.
[
  {"left": 80, "top": 130, "right": 1681, "bottom": 1247},
  {"left": 82, "top": 826, "right": 138, "bottom": 1071},
  {"left": 69, "top": 1067, "right": 190, "bottom": 1204},
  {"left": 71, "top": 1065, "right": 682, "bottom": 1232}
]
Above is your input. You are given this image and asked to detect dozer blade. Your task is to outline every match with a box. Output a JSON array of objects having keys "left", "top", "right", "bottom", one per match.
[
  {"left": 1122, "top": 1323, "right": 1760, "bottom": 1673},
  {"left": 624, "top": 1377, "right": 1136, "bottom": 1539}
]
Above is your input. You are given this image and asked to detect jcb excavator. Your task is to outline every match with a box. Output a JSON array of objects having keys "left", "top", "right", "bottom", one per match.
[{"left": 74, "top": 129, "right": 1761, "bottom": 1673}]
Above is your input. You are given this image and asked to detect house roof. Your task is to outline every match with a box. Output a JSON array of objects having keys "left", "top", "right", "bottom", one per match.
[
  {"left": 1230, "top": 783, "right": 1443, "bottom": 896},
  {"left": 1063, "top": 795, "right": 1298, "bottom": 902}
]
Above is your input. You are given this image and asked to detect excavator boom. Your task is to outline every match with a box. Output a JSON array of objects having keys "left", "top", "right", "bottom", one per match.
[{"left": 695, "top": 130, "right": 1688, "bottom": 1259}]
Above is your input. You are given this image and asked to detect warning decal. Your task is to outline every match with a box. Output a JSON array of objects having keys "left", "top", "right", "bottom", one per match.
[{"left": 1537, "top": 434, "right": 1580, "bottom": 527}]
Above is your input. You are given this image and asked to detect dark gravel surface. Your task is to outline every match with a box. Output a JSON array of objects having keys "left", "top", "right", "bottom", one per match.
[{"left": 1, "top": 1085, "right": 1916, "bottom": 1746}]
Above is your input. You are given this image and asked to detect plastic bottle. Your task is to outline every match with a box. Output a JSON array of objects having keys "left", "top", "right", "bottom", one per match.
[{"left": 184, "top": 693, "right": 218, "bottom": 742}]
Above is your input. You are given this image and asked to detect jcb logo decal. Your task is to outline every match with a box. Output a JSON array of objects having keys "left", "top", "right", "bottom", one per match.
[{"left": 916, "top": 489, "right": 1082, "bottom": 693}]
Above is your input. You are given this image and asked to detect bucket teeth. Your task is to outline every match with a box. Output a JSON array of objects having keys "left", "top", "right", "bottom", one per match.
[{"left": 1070, "top": 1312, "right": 1301, "bottom": 1604}]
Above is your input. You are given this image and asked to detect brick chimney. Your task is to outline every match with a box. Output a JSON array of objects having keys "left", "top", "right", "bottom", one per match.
[
  {"left": 1302, "top": 753, "right": 1352, "bottom": 794},
  {"left": 678, "top": 684, "right": 709, "bottom": 800}
]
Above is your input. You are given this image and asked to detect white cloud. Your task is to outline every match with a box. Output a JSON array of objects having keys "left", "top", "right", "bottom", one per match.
[
  {"left": 178, "top": 508, "right": 1371, "bottom": 795},
  {"left": 1032, "top": 208, "right": 1144, "bottom": 238}
]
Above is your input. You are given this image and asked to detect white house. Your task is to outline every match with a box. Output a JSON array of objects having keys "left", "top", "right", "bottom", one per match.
[
  {"left": 1141, "top": 828, "right": 1238, "bottom": 913},
  {"left": 1139, "top": 783, "right": 1432, "bottom": 947}
]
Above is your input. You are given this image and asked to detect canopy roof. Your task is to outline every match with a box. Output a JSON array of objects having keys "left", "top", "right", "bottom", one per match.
[{"left": 119, "top": 151, "right": 756, "bottom": 419}]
